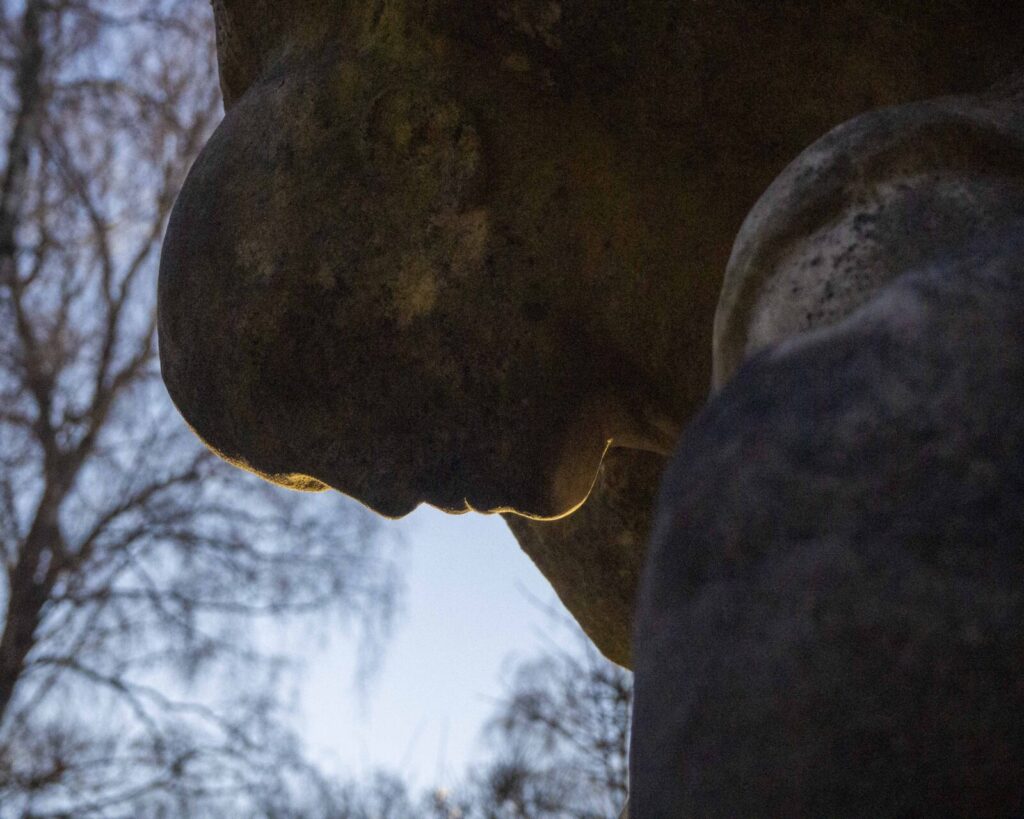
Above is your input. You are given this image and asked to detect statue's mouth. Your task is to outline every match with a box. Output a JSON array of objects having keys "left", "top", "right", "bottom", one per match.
[
  {"left": 412, "top": 477, "right": 593, "bottom": 522},
  {"left": 357, "top": 491, "right": 505, "bottom": 520}
]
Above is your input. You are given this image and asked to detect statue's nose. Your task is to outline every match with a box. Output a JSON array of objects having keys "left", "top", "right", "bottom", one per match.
[{"left": 354, "top": 484, "right": 422, "bottom": 520}]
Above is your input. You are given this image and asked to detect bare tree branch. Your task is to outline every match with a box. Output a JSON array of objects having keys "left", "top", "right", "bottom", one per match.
[{"left": 0, "top": 3, "right": 400, "bottom": 815}]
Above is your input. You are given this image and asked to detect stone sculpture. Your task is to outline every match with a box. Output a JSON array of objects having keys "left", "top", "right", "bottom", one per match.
[
  {"left": 634, "top": 81, "right": 1024, "bottom": 816},
  {"left": 159, "top": 2, "right": 1024, "bottom": 814}
]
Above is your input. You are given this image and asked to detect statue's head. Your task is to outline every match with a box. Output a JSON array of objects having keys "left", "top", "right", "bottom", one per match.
[
  {"left": 160, "top": 2, "right": 682, "bottom": 519},
  {"left": 160, "top": 0, "right": 1021, "bottom": 518}
]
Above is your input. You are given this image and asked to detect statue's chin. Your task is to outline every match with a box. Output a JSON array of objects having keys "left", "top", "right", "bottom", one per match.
[
  {"left": 498, "top": 488, "right": 594, "bottom": 522},
  {"left": 476, "top": 464, "right": 606, "bottom": 522}
]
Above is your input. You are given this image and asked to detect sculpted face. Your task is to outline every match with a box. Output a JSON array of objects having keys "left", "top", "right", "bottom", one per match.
[
  {"left": 159, "top": 26, "right": 660, "bottom": 519},
  {"left": 161, "top": 1, "right": 1016, "bottom": 521},
  {"left": 161, "top": 0, "right": 1024, "bottom": 664}
]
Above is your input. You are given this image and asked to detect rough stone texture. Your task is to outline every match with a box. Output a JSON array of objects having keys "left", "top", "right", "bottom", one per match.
[
  {"left": 160, "top": 3, "right": 1023, "bottom": 669},
  {"left": 632, "top": 84, "right": 1024, "bottom": 814},
  {"left": 715, "top": 74, "right": 1024, "bottom": 389}
]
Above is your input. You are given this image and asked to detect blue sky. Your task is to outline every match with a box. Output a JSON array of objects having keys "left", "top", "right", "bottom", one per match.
[{"left": 269, "top": 506, "right": 577, "bottom": 791}]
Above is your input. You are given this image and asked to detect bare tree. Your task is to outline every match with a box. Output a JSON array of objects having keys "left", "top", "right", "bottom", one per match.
[
  {"left": 253, "top": 615, "right": 631, "bottom": 818},
  {"left": 417, "top": 617, "right": 631, "bottom": 819},
  {"left": 472, "top": 625, "right": 630, "bottom": 819},
  {"left": 0, "top": 1, "right": 400, "bottom": 815}
]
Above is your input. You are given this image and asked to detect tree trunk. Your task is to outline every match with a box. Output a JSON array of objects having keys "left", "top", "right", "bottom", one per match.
[
  {"left": 0, "top": 0, "right": 49, "bottom": 727},
  {"left": 0, "top": 497, "right": 60, "bottom": 725},
  {"left": 0, "top": 0, "right": 43, "bottom": 277}
]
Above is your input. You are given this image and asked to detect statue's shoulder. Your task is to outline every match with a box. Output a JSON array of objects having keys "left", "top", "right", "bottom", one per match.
[{"left": 713, "top": 76, "right": 1024, "bottom": 389}]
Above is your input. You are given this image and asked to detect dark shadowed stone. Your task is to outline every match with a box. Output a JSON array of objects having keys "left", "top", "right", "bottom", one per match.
[
  {"left": 632, "top": 221, "right": 1024, "bottom": 814},
  {"left": 164, "top": 4, "right": 1024, "bottom": 814},
  {"left": 505, "top": 449, "right": 665, "bottom": 667},
  {"left": 161, "top": 1, "right": 1024, "bottom": 668}
]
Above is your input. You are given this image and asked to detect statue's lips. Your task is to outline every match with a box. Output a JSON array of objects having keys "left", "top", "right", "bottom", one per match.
[
  {"left": 351, "top": 489, "right": 486, "bottom": 520},
  {"left": 342, "top": 480, "right": 535, "bottom": 519},
  {"left": 361, "top": 426, "right": 613, "bottom": 522},
  {"left": 349, "top": 477, "right": 583, "bottom": 521},
  {"left": 421, "top": 478, "right": 594, "bottom": 522}
]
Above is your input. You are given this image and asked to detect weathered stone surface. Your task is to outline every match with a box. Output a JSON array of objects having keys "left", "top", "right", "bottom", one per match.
[
  {"left": 160, "top": 1, "right": 1023, "bottom": 667},
  {"left": 715, "top": 74, "right": 1024, "bottom": 389},
  {"left": 632, "top": 88, "right": 1024, "bottom": 813}
]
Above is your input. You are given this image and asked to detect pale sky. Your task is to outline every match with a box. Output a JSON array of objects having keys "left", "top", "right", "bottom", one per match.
[{"left": 270, "top": 506, "right": 576, "bottom": 791}]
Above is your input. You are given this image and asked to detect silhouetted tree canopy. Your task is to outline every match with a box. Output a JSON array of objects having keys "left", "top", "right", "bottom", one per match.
[{"left": 0, "top": 2, "right": 400, "bottom": 815}]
